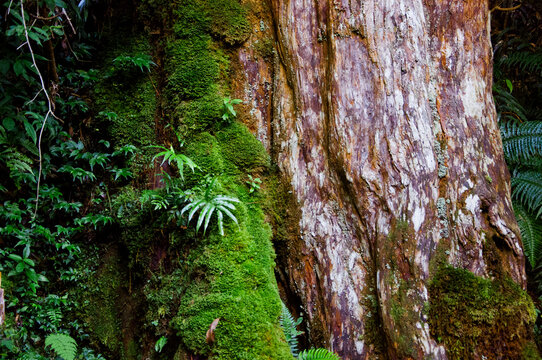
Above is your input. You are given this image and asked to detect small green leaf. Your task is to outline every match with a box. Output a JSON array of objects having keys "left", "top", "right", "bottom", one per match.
[
  {"left": 16, "top": 261, "right": 25, "bottom": 273},
  {"left": 8, "top": 254, "right": 22, "bottom": 262},
  {"left": 506, "top": 79, "right": 513, "bottom": 93}
]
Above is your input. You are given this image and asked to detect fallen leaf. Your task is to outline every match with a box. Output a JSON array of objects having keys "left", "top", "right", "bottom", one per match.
[{"left": 206, "top": 318, "right": 220, "bottom": 344}]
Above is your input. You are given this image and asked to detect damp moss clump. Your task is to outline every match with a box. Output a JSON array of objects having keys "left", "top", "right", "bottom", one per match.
[
  {"left": 169, "top": 182, "right": 293, "bottom": 359},
  {"left": 76, "top": 250, "right": 124, "bottom": 355},
  {"left": 428, "top": 265, "right": 538, "bottom": 359},
  {"left": 216, "top": 122, "right": 271, "bottom": 173},
  {"left": 93, "top": 35, "right": 156, "bottom": 149}
]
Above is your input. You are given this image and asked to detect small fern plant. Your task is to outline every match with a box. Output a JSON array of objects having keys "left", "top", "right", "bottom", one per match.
[
  {"left": 45, "top": 333, "right": 77, "bottom": 360},
  {"left": 181, "top": 177, "right": 239, "bottom": 236},
  {"left": 279, "top": 301, "right": 341, "bottom": 359},
  {"left": 152, "top": 144, "right": 197, "bottom": 181},
  {"left": 280, "top": 301, "right": 304, "bottom": 357}
]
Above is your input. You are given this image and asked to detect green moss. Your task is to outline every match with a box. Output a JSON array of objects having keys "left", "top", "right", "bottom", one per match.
[
  {"left": 216, "top": 122, "right": 270, "bottom": 173},
  {"left": 166, "top": 36, "right": 219, "bottom": 100},
  {"left": 175, "top": 93, "right": 223, "bottom": 136},
  {"left": 170, "top": 195, "right": 292, "bottom": 359},
  {"left": 203, "top": 0, "right": 251, "bottom": 45},
  {"left": 78, "top": 250, "right": 124, "bottom": 355},
  {"left": 93, "top": 36, "right": 157, "bottom": 149},
  {"left": 172, "top": 0, "right": 250, "bottom": 45},
  {"left": 253, "top": 38, "right": 275, "bottom": 60},
  {"left": 429, "top": 265, "right": 538, "bottom": 359}
]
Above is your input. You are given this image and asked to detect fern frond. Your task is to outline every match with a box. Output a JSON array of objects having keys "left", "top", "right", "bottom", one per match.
[
  {"left": 514, "top": 203, "right": 542, "bottom": 268},
  {"left": 511, "top": 170, "right": 542, "bottom": 218},
  {"left": 45, "top": 333, "right": 77, "bottom": 360},
  {"left": 298, "top": 348, "right": 341, "bottom": 360},
  {"left": 501, "top": 121, "right": 542, "bottom": 163},
  {"left": 181, "top": 179, "right": 239, "bottom": 236},
  {"left": 499, "top": 50, "right": 542, "bottom": 76},
  {"left": 279, "top": 301, "right": 303, "bottom": 357}
]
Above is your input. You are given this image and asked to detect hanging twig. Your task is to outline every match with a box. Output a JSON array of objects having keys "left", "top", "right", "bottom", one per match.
[{"left": 20, "top": 0, "right": 56, "bottom": 218}]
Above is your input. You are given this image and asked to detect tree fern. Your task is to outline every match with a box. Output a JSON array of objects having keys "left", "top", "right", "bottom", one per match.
[
  {"left": 514, "top": 203, "right": 542, "bottom": 267},
  {"left": 279, "top": 301, "right": 303, "bottom": 357},
  {"left": 511, "top": 170, "right": 542, "bottom": 218},
  {"left": 298, "top": 348, "right": 341, "bottom": 360},
  {"left": 45, "top": 334, "right": 77, "bottom": 360},
  {"left": 500, "top": 120, "right": 542, "bottom": 163}
]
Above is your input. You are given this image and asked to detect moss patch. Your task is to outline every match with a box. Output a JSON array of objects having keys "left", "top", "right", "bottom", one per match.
[
  {"left": 170, "top": 193, "right": 292, "bottom": 359},
  {"left": 429, "top": 265, "right": 538, "bottom": 359},
  {"left": 93, "top": 35, "right": 157, "bottom": 149},
  {"left": 216, "top": 122, "right": 270, "bottom": 173},
  {"left": 78, "top": 248, "right": 124, "bottom": 355}
]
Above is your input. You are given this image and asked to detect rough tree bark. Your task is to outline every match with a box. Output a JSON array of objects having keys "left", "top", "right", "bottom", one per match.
[{"left": 235, "top": 0, "right": 530, "bottom": 358}]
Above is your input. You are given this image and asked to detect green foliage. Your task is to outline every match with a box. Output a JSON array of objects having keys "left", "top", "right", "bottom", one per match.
[
  {"left": 181, "top": 177, "right": 239, "bottom": 236},
  {"left": 514, "top": 204, "right": 542, "bottom": 267},
  {"left": 279, "top": 301, "right": 303, "bottom": 357},
  {"left": 221, "top": 97, "right": 243, "bottom": 123},
  {"left": 112, "top": 54, "right": 156, "bottom": 72},
  {"left": 45, "top": 334, "right": 77, "bottom": 360},
  {"left": 152, "top": 144, "right": 197, "bottom": 181},
  {"left": 298, "top": 349, "right": 341, "bottom": 360},
  {"left": 511, "top": 170, "right": 542, "bottom": 219},
  {"left": 279, "top": 301, "right": 341, "bottom": 359},
  {"left": 154, "top": 336, "right": 167, "bottom": 353},
  {"left": 246, "top": 174, "right": 262, "bottom": 194},
  {"left": 493, "top": 9, "right": 542, "bottom": 306},
  {"left": 500, "top": 120, "right": 542, "bottom": 164},
  {"left": 499, "top": 49, "right": 542, "bottom": 76}
]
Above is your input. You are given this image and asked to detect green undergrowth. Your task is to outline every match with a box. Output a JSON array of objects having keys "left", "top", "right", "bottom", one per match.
[{"left": 429, "top": 265, "right": 538, "bottom": 359}]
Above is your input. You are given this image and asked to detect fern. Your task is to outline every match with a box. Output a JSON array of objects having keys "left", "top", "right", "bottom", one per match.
[
  {"left": 152, "top": 145, "right": 197, "bottom": 181},
  {"left": 511, "top": 170, "right": 542, "bottom": 218},
  {"left": 45, "top": 334, "right": 77, "bottom": 360},
  {"left": 279, "top": 301, "right": 303, "bottom": 357},
  {"left": 499, "top": 50, "right": 542, "bottom": 76},
  {"left": 500, "top": 120, "right": 542, "bottom": 163},
  {"left": 298, "top": 348, "right": 341, "bottom": 360},
  {"left": 514, "top": 203, "right": 542, "bottom": 267},
  {"left": 180, "top": 178, "right": 239, "bottom": 236}
]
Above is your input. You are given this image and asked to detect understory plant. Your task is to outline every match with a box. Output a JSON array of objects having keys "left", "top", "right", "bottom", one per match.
[{"left": 279, "top": 301, "right": 341, "bottom": 360}]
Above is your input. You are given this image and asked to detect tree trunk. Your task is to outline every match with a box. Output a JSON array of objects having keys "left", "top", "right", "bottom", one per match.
[{"left": 235, "top": 0, "right": 533, "bottom": 358}]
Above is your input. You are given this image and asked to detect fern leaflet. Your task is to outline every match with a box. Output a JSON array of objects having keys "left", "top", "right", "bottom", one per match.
[
  {"left": 501, "top": 120, "right": 542, "bottom": 163},
  {"left": 279, "top": 301, "right": 303, "bottom": 357},
  {"left": 45, "top": 333, "right": 77, "bottom": 360},
  {"left": 511, "top": 170, "right": 542, "bottom": 218},
  {"left": 514, "top": 203, "right": 542, "bottom": 268},
  {"left": 298, "top": 348, "right": 341, "bottom": 360},
  {"left": 499, "top": 50, "right": 542, "bottom": 76}
]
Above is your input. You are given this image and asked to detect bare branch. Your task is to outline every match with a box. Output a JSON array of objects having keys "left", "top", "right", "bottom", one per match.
[{"left": 20, "top": 0, "right": 56, "bottom": 218}]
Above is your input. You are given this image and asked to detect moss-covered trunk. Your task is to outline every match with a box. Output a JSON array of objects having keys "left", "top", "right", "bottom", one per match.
[{"left": 81, "top": 0, "right": 537, "bottom": 359}]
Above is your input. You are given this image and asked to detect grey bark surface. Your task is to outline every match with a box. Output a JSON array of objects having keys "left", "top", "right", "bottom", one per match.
[{"left": 235, "top": 1, "right": 525, "bottom": 358}]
